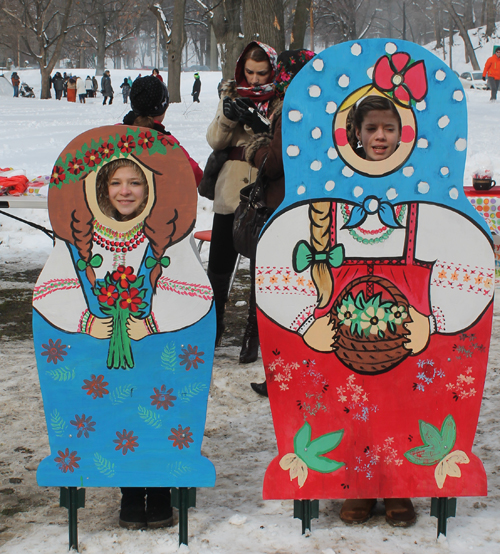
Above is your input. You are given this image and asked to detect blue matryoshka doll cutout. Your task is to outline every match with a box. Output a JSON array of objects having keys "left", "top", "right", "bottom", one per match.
[
  {"left": 256, "top": 40, "right": 494, "bottom": 500},
  {"left": 33, "top": 125, "right": 216, "bottom": 487}
]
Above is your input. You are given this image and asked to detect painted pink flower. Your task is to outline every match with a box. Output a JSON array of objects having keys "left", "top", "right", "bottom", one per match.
[
  {"left": 113, "top": 429, "right": 138, "bottom": 454},
  {"left": 41, "top": 338, "right": 67, "bottom": 364},
  {"left": 82, "top": 374, "right": 109, "bottom": 399},
  {"left": 150, "top": 384, "right": 176, "bottom": 410},
  {"left": 168, "top": 425, "right": 193, "bottom": 450},
  {"left": 54, "top": 448, "right": 81, "bottom": 473}
]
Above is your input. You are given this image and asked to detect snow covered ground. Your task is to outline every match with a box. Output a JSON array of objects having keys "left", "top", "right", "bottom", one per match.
[{"left": 1, "top": 43, "right": 500, "bottom": 554}]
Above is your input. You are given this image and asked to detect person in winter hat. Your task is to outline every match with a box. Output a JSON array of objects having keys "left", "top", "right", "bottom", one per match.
[
  {"left": 204, "top": 40, "right": 279, "bottom": 363},
  {"left": 120, "top": 77, "right": 131, "bottom": 104},
  {"left": 244, "top": 49, "right": 315, "bottom": 396},
  {"left": 101, "top": 70, "right": 114, "bottom": 105},
  {"left": 117, "top": 75, "right": 202, "bottom": 529},
  {"left": 11, "top": 72, "right": 20, "bottom": 97},
  {"left": 483, "top": 47, "right": 500, "bottom": 101},
  {"left": 192, "top": 72, "right": 201, "bottom": 102}
]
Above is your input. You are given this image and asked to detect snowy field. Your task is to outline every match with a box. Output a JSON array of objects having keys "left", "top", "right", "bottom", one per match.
[{"left": 1, "top": 46, "right": 500, "bottom": 553}]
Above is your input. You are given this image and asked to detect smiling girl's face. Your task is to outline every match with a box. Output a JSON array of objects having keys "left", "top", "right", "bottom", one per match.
[
  {"left": 108, "top": 166, "right": 147, "bottom": 220},
  {"left": 355, "top": 109, "right": 401, "bottom": 162}
]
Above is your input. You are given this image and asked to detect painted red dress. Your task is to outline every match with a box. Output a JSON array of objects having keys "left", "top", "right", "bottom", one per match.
[{"left": 256, "top": 200, "right": 493, "bottom": 500}]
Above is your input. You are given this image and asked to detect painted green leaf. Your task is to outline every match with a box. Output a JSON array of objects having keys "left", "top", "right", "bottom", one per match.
[
  {"left": 166, "top": 462, "right": 191, "bottom": 477},
  {"left": 294, "top": 422, "right": 311, "bottom": 455},
  {"left": 404, "top": 414, "right": 457, "bottom": 466},
  {"left": 138, "top": 405, "right": 162, "bottom": 428},
  {"left": 293, "top": 422, "right": 344, "bottom": 475},
  {"left": 110, "top": 384, "right": 134, "bottom": 405},
  {"left": 308, "top": 429, "right": 344, "bottom": 457},
  {"left": 50, "top": 409, "right": 67, "bottom": 437},
  {"left": 161, "top": 342, "right": 177, "bottom": 371},
  {"left": 93, "top": 453, "right": 115, "bottom": 477},
  {"left": 46, "top": 366, "right": 75, "bottom": 382},
  {"left": 178, "top": 383, "right": 208, "bottom": 403}
]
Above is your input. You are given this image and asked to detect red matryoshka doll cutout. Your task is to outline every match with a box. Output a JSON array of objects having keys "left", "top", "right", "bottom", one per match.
[
  {"left": 255, "top": 40, "right": 494, "bottom": 500},
  {"left": 33, "top": 126, "right": 216, "bottom": 488}
]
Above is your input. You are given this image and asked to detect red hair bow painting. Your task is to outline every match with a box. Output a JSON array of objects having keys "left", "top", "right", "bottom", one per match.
[{"left": 373, "top": 53, "right": 428, "bottom": 104}]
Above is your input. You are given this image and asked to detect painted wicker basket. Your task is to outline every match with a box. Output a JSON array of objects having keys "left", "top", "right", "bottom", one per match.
[{"left": 330, "top": 275, "right": 411, "bottom": 375}]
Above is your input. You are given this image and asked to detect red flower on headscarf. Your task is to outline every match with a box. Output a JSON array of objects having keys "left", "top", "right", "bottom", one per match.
[
  {"left": 50, "top": 166, "right": 65, "bottom": 185},
  {"left": 68, "top": 158, "right": 84, "bottom": 175},
  {"left": 117, "top": 135, "right": 136, "bottom": 153},
  {"left": 138, "top": 131, "right": 155, "bottom": 149},
  {"left": 84, "top": 149, "right": 101, "bottom": 167},
  {"left": 98, "top": 142, "right": 115, "bottom": 159},
  {"left": 373, "top": 53, "right": 428, "bottom": 104}
]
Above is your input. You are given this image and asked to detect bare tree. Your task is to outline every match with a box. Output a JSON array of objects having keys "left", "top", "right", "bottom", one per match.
[
  {"left": 441, "top": 0, "right": 480, "bottom": 68},
  {"left": 211, "top": 0, "right": 244, "bottom": 79},
  {"left": 3, "top": 0, "right": 74, "bottom": 98},
  {"left": 290, "top": 0, "right": 312, "bottom": 49},
  {"left": 243, "top": 0, "right": 285, "bottom": 53}
]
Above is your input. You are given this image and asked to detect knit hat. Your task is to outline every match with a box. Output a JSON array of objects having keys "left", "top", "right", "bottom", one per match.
[
  {"left": 273, "top": 49, "right": 315, "bottom": 99},
  {"left": 130, "top": 76, "right": 169, "bottom": 117}
]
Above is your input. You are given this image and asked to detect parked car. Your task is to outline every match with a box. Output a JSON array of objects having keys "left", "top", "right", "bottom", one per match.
[{"left": 459, "top": 71, "right": 488, "bottom": 90}]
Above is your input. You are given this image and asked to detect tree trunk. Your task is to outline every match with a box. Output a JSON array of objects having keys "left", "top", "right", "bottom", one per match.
[
  {"left": 212, "top": 0, "right": 244, "bottom": 79},
  {"left": 442, "top": 0, "right": 480, "bottom": 70},
  {"left": 96, "top": 12, "right": 107, "bottom": 75},
  {"left": 168, "top": 0, "right": 187, "bottom": 102},
  {"left": 485, "top": 0, "right": 496, "bottom": 37},
  {"left": 290, "top": 0, "right": 311, "bottom": 50},
  {"left": 433, "top": 2, "right": 443, "bottom": 49},
  {"left": 243, "top": 0, "right": 285, "bottom": 54}
]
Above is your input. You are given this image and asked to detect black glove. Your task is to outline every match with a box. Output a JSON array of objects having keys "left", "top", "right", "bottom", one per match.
[
  {"left": 483, "top": 76, "right": 487, "bottom": 81},
  {"left": 222, "top": 96, "right": 238, "bottom": 121},
  {"left": 234, "top": 97, "right": 271, "bottom": 134}
]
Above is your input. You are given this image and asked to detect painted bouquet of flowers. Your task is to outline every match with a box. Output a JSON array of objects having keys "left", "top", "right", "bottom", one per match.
[
  {"left": 95, "top": 265, "right": 148, "bottom": 370},
  {"left": 331, "top": 275, "right": 411, "bottom": 374},
  {"left": 336, "top": 292, "right": 408, "bottom": 339}
]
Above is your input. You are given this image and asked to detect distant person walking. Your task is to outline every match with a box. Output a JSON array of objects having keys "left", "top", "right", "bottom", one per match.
[
  {"left": 52, "top": 72, "right": 64, "bottom": 100},
  {"left": 101, "top": 70, "right": 114, "bottom": 105},
  {"left": 85, "top": 76, "right": 93, "bottom": 98},
  {"left": 92, "top": 76, "right": 98, "bottom": 97},
  {"left": 76, "top": 77, "right": 87, "bottom": 103},
  {"left": 63, "top": 73, "right": 68, "bottom": 97},
  {"left": 120, "top": 78, "right": 131, "bottom": 103},
  {"left": 192, "top": 72, "right": 201, "bottom": 102},
  {"left": 67, "top": 77, "right": 77, "bottom": 102},
  {"left": 11, "top": 72, "right": 20, "bottom": 97},
  {"left": 483, "top": 48, "right": 500, "bottom": 101},
  {"left": 152, "top": 68, "right": 163, "bottom": 82}
]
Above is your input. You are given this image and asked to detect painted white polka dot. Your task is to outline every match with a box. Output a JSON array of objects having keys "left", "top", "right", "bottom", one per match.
[
  {"left": 416, "top": 101, "right": 426, "bottom": 111},
  {"left": 297, "top": 185, "right": 306, "bottom": 195},
  {"left": 440, "top": 167, "right": 449, "bottom": 176},
  {"left": 351, "top": 43, "right": 362, "bottom": 56},
  {"left": 326, "top": 102, "right": 337, "bottom": 114},
  {"left": 325, "top": 180, "right": 335, "bottom": 191},
  {"left": 418, "top": 181, "right": 430, "bottom": 194},
  {"left": 385, "top": 42, "right": 397, "bottom": 54},
  {"left": 312, "top": 58, "right": 324, "bottom": 72},
  {"left": 403, "top": 166, "right": 414, "bottom": 177},
  {"left": 438, "top": 115, "right": 450, "bottom": 129},
  {"left": 449, "top": 187, "right": 459, "bottom": 200},
  {"left": 417, "top": 138, "right": 428, "bottom": 149},
  {"left": 368, "top": 198, "right": 379, "bottom": 212},
  {"left": 327, "top": 147, "right": 338, "bottom": 160},
  {"left": 436, "top": 70, "right": 446, "bottom": 82},
  {"left": 353, "top": 185, "right": 363, "bottom": 197},
  {"left": 386, "top": 188, "right": 398, "bottom": 200},
  {"left": 310, "top": 160, "right": 322, "bottom": 171},
  {"left": 343, "top": 167, "right": 354, "bottom": 177},
  {"left": 287, "top": 145, "right": 300, "bottom": 157},
  {"left": 311, "top": 127, "right": 322, "bottom": 139},
  {"left": 289, "top": 110, "right": 303, "bottom": 122},
  {"left": 338, "top": 75, "right": 350, "bottom": 88},
  {"left": 367, "top": 67, "right": 374, "bottom": 80},
  {"left": 455, "top": 138, "right": 467, "bottom": 151},
  {"left": 309, "top": 85, "right": 321, "bottom": 97},
  {"left": 453, "top": 90, "right": 464, "bottom": 102}
]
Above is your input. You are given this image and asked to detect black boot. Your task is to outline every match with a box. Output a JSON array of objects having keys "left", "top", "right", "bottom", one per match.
[
  {"left": 240, "top": 260, "right": 259, "bottom": 363},
  {"left": 251, "top": 381, "right": 268, "bottom": 397},
  {"left": 207, "top": 269, "right": 232, "bottom": 346},
  {"left": 119, "top": 487, "right": 146, "bottom": 529},
  {"left": 146, "top": 487, "right": 174, "bottom": 529}
]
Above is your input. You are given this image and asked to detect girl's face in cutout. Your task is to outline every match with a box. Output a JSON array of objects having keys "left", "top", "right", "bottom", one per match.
[
  {"left": 355, "top": 109, "right": 401, "bottom": 162},
  {"left": 108, "top": 166, "right": 146, "bottom": 219},
  {"left": 244, "top": 59, "right": 272, "bottom": 86}
]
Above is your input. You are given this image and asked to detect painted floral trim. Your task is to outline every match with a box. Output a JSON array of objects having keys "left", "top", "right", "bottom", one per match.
[
  {"left": 50, "top": 128, "right": 180, "bottom": 188},
  {"left": 341, "top": 203, "right": 406, "bottom": 245},
  {"left": 157, "top": 277, "right": 213, "bottom": 301},
  {"left": 78, "top": 310, "right": 95, "bottom": 334},
  {"left": 33, "top": 278, "right": 81, "bottom": 301},
  {"left": 279, "top": 421, "right": 344, "bottom": 488},
  {"left": 404, "top": 414, "right": 469, "bottom": 489}
]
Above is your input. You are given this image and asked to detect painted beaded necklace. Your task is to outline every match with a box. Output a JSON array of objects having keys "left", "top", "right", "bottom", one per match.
[
  {"left": 93, "top": 220, "right": 146, "bottom": 253},
  {"left": 340, "top": 203, "right": 406, "bottom": 245}
]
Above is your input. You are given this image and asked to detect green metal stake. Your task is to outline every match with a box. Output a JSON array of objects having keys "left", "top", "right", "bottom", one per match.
[
  {"left": 60, "top": 487, "right": 85, "bottom": 551},
  {"left": 293, "top": 499, "right": 319, "bottom": 534},
  {"left": 171, "top": 487, "right": 196, "bottom": 545},
  {"left": 430, "top": 497, "right": 456, "bottom": 538}
]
